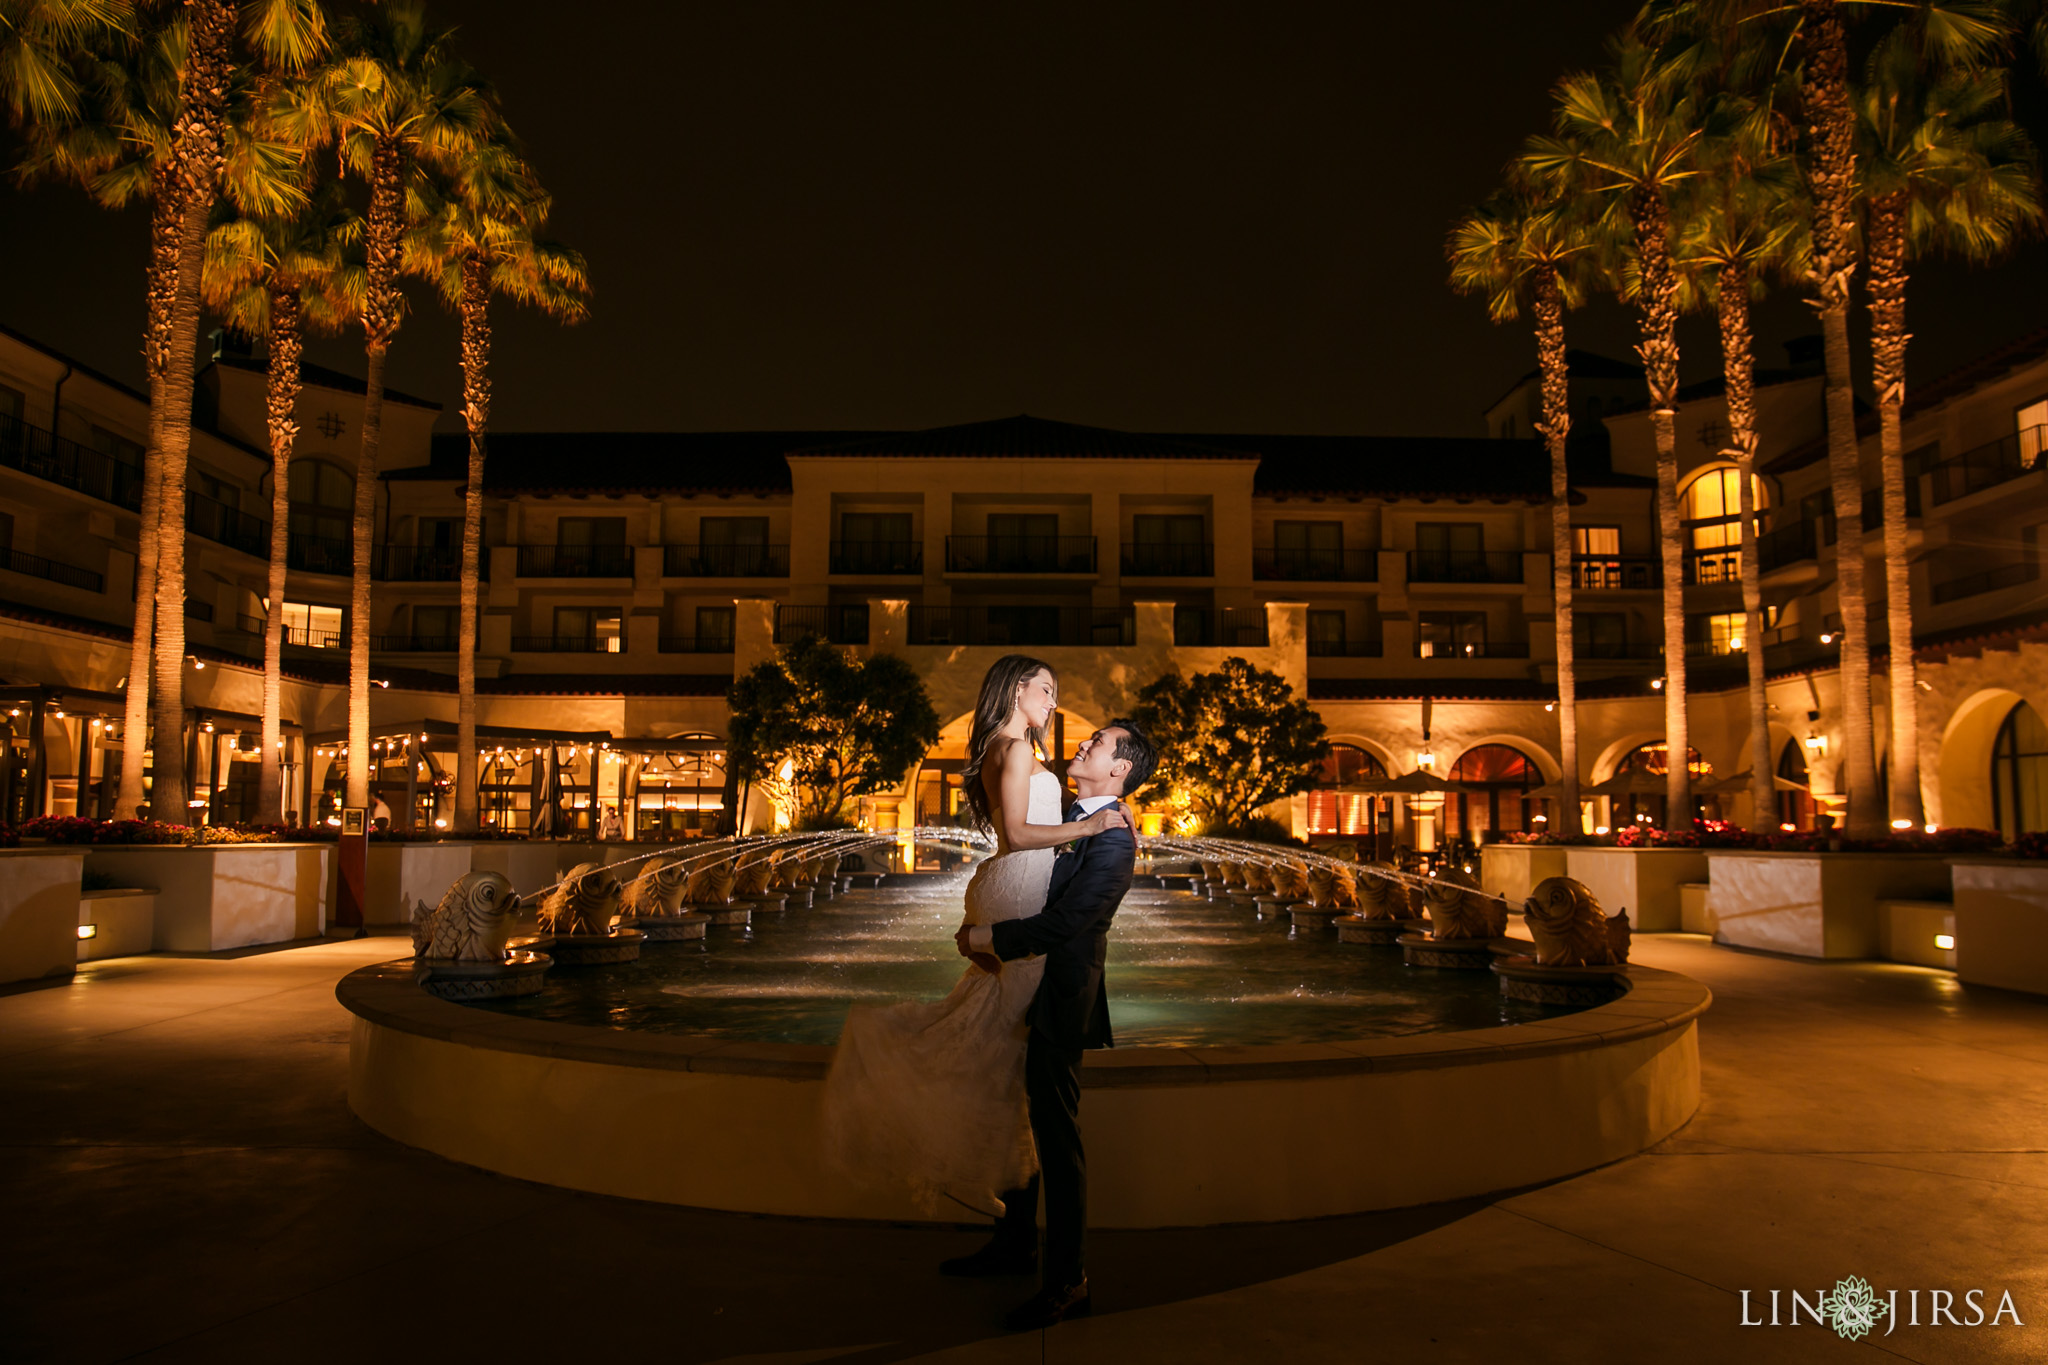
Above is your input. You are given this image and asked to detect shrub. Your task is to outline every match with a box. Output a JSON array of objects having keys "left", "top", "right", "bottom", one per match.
[{"left": 1197, "top": 815, "right": 1307, "bottom": 848}]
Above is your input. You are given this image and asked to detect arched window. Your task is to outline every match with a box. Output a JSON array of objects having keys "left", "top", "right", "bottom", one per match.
[
  {"left": 1616, "top": 741, "right": 1712, "bottom": 827},
  {"left": 1307, "top": 743, "right": 1387, "bottom": 837},
  {"left": 1446, "top": 743, "right": 1540, "bottom": 843},
  {"left": 288, "top": 460, "right": 353, "bottom": 544},
  {"left": 1992, "top": 700, "right": 2048, "bottom": 841},
  {"left": 1679, "top": 466, "right": 1769, "bottom": 584},
  {"left": 635, "top": 733, "right": 730, "bottom": 840},
  {"left": 1777, "top": 739, "right": 1816, "bottom": 831}
]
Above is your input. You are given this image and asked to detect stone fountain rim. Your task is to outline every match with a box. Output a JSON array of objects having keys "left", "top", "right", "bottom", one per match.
[{"left": 334, "top": 956, "right": 1711, "bottom": 1088}]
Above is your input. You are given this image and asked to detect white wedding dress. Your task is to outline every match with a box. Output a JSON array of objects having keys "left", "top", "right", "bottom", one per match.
[{"left": 820, "top": 769, "right": 1059, "bottom": 1216}]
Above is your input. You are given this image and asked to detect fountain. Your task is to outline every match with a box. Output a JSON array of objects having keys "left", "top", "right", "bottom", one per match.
[
  {"left": 1399, "top": 867, "right": 1509, "bottom": 970},
  {"left": 536, "top": 861, "right": 643, "bottom": 964},
  {"left": 407, "top": 870, "right": 552, "bottom": 999},
  {"left": 1494, "top": 876, "right": 1635, "bottom": 1005},
  {"left": 1336, "top": 862, "right": 1428, "bottom": 944}
]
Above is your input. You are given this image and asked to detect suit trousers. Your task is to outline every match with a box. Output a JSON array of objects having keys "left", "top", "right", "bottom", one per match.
[{"left": 994, "top": 1030, "right": 1087, "bottom": 1288}]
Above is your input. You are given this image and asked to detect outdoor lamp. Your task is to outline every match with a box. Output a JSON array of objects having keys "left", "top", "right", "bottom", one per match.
[
  {"left": 1416, "top": 748, "right": 1435, "bottom": 770},
  {"left": 1805, "top": 734, "right": 1827, "bottom": 756}
]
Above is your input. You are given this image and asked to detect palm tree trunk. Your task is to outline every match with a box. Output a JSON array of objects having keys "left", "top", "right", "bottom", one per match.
[
  {"left": 455, "top": 253, "right": 491, "bottom": 834},
  {"left": 258, "top": 288, "right": 302, "bottom": 824},
  {"left": 1630, "top": 187, "right": 1690, "bottom": 829},
  {"left": 1866, "top": 190, "right": 1921, "bottom": 829},
  {"left": 145, "top": 0, "right": 237, "bottom": 823},
  {"left": 119, "top": 172, "right": 182, "bottom": 820},
  {"left": 349, "top": 135, "right": 408, "bottom": 812},
  {"left": 1531, "top": 266, "right": 1581, "bottom": 835},
  {"left": 1802, "top": 0, "right": 1881, "bottom": 839},
  {"left": 1718, "top": 263, "right": 1776, "bottom": 833}
]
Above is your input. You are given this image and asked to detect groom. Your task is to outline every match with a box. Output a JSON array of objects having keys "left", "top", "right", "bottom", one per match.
[{"left": 948, "top": 718, "right": 1158, "bottom": 1331}]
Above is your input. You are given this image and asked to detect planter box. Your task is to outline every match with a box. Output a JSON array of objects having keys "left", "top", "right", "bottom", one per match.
[
  {"left": 1877, "top": 900, "right": 1956, "bottom": 971},
  {"left": 327, "top": 842, "right": 478, "bottom": 927},
  {"left": 83, "top": 844, "right": 330, "bottom": 953},
  {"left": 78, "top": 887, "right": 157, "bottom": 961},
  {"left": 1679, "top": 883, "right": 1712, "bottom": 934},
  {"left": 1564, "top": 847, "right": 1710, "bottom": 933},
  {"left": 0, "top": 847, "right": 86, "bottom": 984},
  {"left": 1479, "top": 844, "right": 1568, "bottom": 907},
  {"left": 1705, "top": 851, "right": 1954, "bottom": 959},
  {"left": 468, "top": 842, "right": 575, "bottom": 902},
  {"left": 1952, "top": 860, "right": 2048, "bottom": 996}
]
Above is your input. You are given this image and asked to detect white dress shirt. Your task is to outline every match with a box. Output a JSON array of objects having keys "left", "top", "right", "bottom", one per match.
[{"left": 968, "top": 794, "right": 1118, "bottom": 952}]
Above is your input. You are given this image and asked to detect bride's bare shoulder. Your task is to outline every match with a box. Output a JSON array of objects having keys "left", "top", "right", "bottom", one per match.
[{"left": 986, "top": 735, "right": 1042, "bottom": 776}]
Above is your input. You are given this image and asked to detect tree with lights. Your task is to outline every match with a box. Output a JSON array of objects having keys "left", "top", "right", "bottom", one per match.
[{"left": 1132, "top": 656, "right": 1329, "bottom": 835}]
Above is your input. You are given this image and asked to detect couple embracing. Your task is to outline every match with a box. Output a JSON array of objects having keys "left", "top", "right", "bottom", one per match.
[{"left": 821, "top": 654, "right": 1157, "bottom": 1332}]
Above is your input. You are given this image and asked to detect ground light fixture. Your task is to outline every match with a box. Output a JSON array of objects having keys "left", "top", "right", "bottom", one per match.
[
  {"left": 77, "top": 924, "right": 96, "bottom": 940},
  {"left": 1936, "top": 934, "right": 1956, "bottom": 950}
]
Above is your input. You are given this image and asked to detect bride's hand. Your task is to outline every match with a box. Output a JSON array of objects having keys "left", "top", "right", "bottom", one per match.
[{"left": 1078, "top": 805, "right": 1127, "bottom": 838}]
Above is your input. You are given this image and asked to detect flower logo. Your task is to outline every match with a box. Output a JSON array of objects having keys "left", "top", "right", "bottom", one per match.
[{"left": 1820, "top": 1276, "right": 1889, "bottom": 1341}]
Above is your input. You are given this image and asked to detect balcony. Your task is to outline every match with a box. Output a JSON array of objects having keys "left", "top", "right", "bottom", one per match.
[
  {"left": 1860, "top": 482, "right": 1921, "bottom": 529},
  {"left": 371, "top": 635, "right": 460, "bottom": 652},
  {"left": 1932, "top": 560, "right": 2042, "bottom": 605},
  {"left": 1252, "top": 547, "right": 1377, "bottom": 582},
  {"left": 1414, "top": 640, "right": 1530, "bottom": 659},
  {"left": 776, "top": 604, "right": 870, "bottom": 645},
  {"left": 288, "top": 533, "right": 353, "bottom": 576},
  {"left": 829, "top": 540, "right": 921, "bottom": 576},
  {"left": 1407, "top": 550, "right": 1523, "bottom": 584},
  {"left": 236, "top": 612, "right": 264, "bottom": 634},
  {"left": 1571, "top": 556, "right": 1659, "bottom": 591},
  {"left": 185, "top": 598, "right": 213, "bottom": 621},
  {"left": 283, "top": 625, "right": 341, "bottom": 649},
  {"left": 0, "top": 414, "right": 143, "bottom": 510},
  {"left": 1575, "top": 639, "right": 1662, "bottom": 661},
  {"left": 1173, "top": 608, "right": 1269, "bottom": 647},
  {"left": 187, "top": 492, "right": 267, "bottom": 557},
  {"left": 1, "top": 547, "right": 103, "bottom": 593},
  {"left": 379, "top": 545, "right": 480, "bottom": 582},
  {"left": 907, "top": 606, "right": 1134, "bottom": 647},
  {"left": 1121, "top": 542, "right": 1214, "bottom": 577},
  {"left": 515, "top": 544, "right": 633, "bottom": 578},
  {"left": 1930, "top": 426, "right": 2043, "bottom": 506},
  {"left": 658, "top": 633, "right": 736, "bottom": 653},
  {"left": 944, "top": 536, "right": 1097, "bottom": 575},
  {"left": 1757, "top": 519, "right": 1822, "bottom": 573},
  {"left": 1683, "top": 548, "right": 1742, "bottom": 586},
  {"left": 510, "top": 635, "right": 624, "bottom": 653},
  {"left": 662, "top": 543, "right": 789, "bottom": 578},
  {"left": 1308, "top": 637, "right": 1384, "bottom": 658}
]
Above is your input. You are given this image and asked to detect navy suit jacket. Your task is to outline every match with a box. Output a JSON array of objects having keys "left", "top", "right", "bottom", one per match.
[{"left": 987, "top": 800, "right": 1135, "bottom": 1050}]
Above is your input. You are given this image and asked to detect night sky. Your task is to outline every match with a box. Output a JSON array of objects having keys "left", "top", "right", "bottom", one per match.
[{"left": 4, "top": 0, "right": 2045, "bottom": 438}]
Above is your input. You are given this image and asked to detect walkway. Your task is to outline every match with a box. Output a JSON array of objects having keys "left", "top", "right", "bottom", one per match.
[{"left": 2, "top": 930, "right": 2044, "bottom": 1363}]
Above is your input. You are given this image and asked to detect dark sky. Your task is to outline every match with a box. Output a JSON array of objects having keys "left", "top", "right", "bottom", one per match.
[{"left": 4, "top": 0, "right": 2045, "bottom": 438}]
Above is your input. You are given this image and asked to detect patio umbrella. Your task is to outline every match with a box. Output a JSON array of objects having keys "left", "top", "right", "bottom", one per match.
[
  {"left": 1364, "top": 770, "right": 1476, "bottom": 796},
  {"left": 1700, "top": 770, "right": 1808, "bottom": 794},
  {"left": 529, "top": 745, "right": 565, "bottom": 838},
  {"left": 1586, "top": 769, "right": 1674, "bottom": 798}
]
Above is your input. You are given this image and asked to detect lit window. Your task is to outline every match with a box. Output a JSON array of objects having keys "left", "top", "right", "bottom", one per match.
[
  {"left": 282, "top": 603, "right": 342, "bottom": 649},
  {"left": 2020, "top": 398, "right": 2046, "bottom": 463}
]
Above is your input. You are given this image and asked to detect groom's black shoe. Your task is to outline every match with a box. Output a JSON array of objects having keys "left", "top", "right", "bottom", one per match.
[
  {"left": 1002, "top": 1278, "right": 1091, "bottom": 1331},
  {"left": 938, "top": 1238, "right": 1037, "bottom": 1278}
]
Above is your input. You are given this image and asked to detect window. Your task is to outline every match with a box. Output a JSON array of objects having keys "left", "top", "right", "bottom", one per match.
[
  {"left": 418, "top": 517, "right": 458, "bottom": 548},
  {"left": 1418, "top": 611, "right": 1485, "bottom": 658},
  {"left": 89, "top": 425, "right": 143, "bottom": 466},
  {"left": 696, "top": 605, "right": 736, "bottom": 651},
  {"left": 288, "top": 461, "right": 353, "bottom": 543},
  {"left": 412, "top": 605, "right": 456, "bottom": 645},
  {"left": 1416, "top": 522, "right": 1483, "bottom": 557},
  {"left": 1574, "top": 526, "right": 1621, "bottom": 556},
  {"left": 194, "top": 471, "right": 239, "bottom": 513},
  {"left": 1446, "top": 744, "right": 1541, "bottom": 842},
  {"left": 1306, "top": 744, "right": 1389, "bottom": 836},
  {"left": 0, "top": 509, "right": 12, "bottom": 553},
  {"left": 1275, "top": 521, "right": 1342, "bottom": 574},
  {"left": 986, "top": 604, "right": 1060, "bottom": 645},
  {"left": 1680, "top": 466, "right": 1769, "bottom": 582},
  {"left": 1619, "top": 741, "right": 1711, "bottom": 778},
  {"left": 1135, "top": 514, "right": 1204, "bottom": 547},
  {"left": 1689, "top": 606, "right": 1779, "bottom": 654},
  {"left": 282, "top": 602, "right": 342, "bottom": 649},
  {"left": 1576, "top": 612, "right": 1629, "bottom": 658},
  {"left": 1131, "top": 514, "right": 1208, "bottom": 575},
  {"left": 842, "top": 512, "right": 913, "bottom": 544},
  {"left": 1308, "top": 610, "right": 1347, "bottom": 654},
  {"left": 701, "top": 516, "right": 768, "bottom": 548},
  {"left": 1992, "top": 700, "right": 2048, "bottom": 841},
  {"left": 554, "top": 607, "right": 623, "bottom": 652},
  {"left": 2019, "top": 397, "right": 2047, "bottom": 465},
  {"left": 558, "top": 516, "right": 625, "bottom": 547},
  {"left": 987, "top": 513, "right": 1060, "bottom": 571},
  {"left": 0, "top": 383, "right": 23, "bottom": 423}
]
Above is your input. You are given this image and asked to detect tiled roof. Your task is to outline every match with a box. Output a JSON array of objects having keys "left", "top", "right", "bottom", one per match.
[
  {"left": 792, "top": 414, "right": 1249, "bottom": 459},
  {"left": 1219, "top": 434, "right": 1551, "bottom": 500}
]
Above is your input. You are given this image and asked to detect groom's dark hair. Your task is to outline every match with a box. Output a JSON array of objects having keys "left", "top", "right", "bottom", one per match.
[{"left": 1103, "top": 718, "right": 1157, "bottom": 799}]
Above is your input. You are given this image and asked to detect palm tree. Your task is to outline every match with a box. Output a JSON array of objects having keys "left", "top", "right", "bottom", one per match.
[
  {"left": 203, "top": 178, "right": 360, "bottom": 823},
  {"left": 1448, "top": 188, "right": 1598, "bottom": 834},
  {"left": 0, "top": 1, "right": 133, "bottom": 125},
  {"left": 1856, "top": 19, "right": 2039, "bottom": 829},
  {"left": 405, "top": 132, "right": 589, "bottom": 833},
  {"left": 313, "top": 0, "right": 486, "bottom": 814},
  {"left": 1525, "top": 30, "right": 1708, "bottom": 831}
]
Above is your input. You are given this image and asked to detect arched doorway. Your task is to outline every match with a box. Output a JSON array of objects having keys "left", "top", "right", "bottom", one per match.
[
  {"left": 1307, "top": 744, "right": 1389, "bottom": 849},
  {"left": 1616, "top": 741, "right": 1711, "bottom": 827},
  {"left": 1777, "top": 739, "right": 1817, "bottom": 831},
  {"left": 1679, "top": 465, "right": 1769, "bottom": 584},
  {"left": 1992, "top": 700, "right": 2048, "bottom": 841},
  {"left": 1447, "top": 744, "right": 1540, "bottom": 846}
]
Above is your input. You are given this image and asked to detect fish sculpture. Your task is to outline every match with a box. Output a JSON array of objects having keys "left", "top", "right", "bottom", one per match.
[
  {"left": 1200, "top": 859, "right": 1224, "bottom": 883},
  {"left": 1424, "top": 866, "right": 1505, "bottom": 941},
  {"left": 410, "top": 871, "right": 521, "bottom": 962},
  {"left": 1522, "top": 876, "right": 1632, "bottom": 966},
  {"left": 686, "top": 855, "right": 738, "bottom": 907},
  {"left": 734, "top": 851, "right": 777, "bottom": 897},
  {"left": 1351, "top": 863, "right": 1412, "bottom": 920},
  {"left": 1219, "top": 861, "right": 1245, "bottom": 887},
  {"left": 817, "top": 852, "right": 843, "bottom": 883},
  {"left": 535, "top": 861, "right": 621, "bottom": 937},
  {"left": 620, "top": 853, "right": 690, "bottom": 919},
  {"left": 1243, "top": 861, "right": 1275, "bottom": 893},
  {"left": 1307, "top": 862, "right": 1360, "bottom": 911},
  {"left": 1270, "top": 859, "right": 1311, "bottom": 903}
]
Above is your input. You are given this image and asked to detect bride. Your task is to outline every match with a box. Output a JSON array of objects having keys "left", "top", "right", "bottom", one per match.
[{"left": 820, "top": 655, "right": 1127, "bottom": 1216}]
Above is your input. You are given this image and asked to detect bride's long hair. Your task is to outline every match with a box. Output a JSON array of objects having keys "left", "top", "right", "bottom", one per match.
[{"left": 959, "top": 654, "right": 1056, "bottom": 833}]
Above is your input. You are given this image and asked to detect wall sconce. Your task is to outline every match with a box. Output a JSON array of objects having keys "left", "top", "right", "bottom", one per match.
[
  {"left": 1544, "top": 702, "right": 1556, "bottom": 712},
  {"left": 1892, "top": 819, "right": 1913, "bottom": 830},
  {"left": 1819, "top": 631, "right": 1838, "bottom": 645},
  {"left": 1935, "top": 934, "right": 1955, "bottom": 951},
  {"left": 189, "top": 656, "right": 205, "bottom": 670},
  {"left": 1651, "top": 678, "right": 1665, "bottom": 690},
  {"left": 77, "top": 924, "right": 97, "bottom": 941},
  {"left": 1416, "top": 749, "right": 1436, "bottom": 770},
  {"left": 1805, "top": 734, "right": 1827, "bottom": 756}
]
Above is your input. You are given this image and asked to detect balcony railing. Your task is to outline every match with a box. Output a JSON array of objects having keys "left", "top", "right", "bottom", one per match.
[
  {"left": 658, "top": 634, "right": 736, "bottom": 653},
  {"left": 378, "top": 545, "right": 476, "bottom": 581},
  {"left": 371, "top": 635, "right": 460, "bottom": 652},
  {"left": 1930, "top": 426, "right": 2044, "bottom": 506},
  {"left": 187, "top": 492, "right": 268, "bottom": 556},
  {"left": 1414, "top": 640, "right": 1529, "bottom": 659},
  {"left": 828, "top": 541, "right": 922, "bottom": 575},
  {"left": 1860, "top": 482, "right": 1921, "bottom": 529},
  {"left": 1575, "top": 639, "right": 1661, "bottom": 661},
  {"left": 1173, "top": 608, "right": 1269, "bottom": 647},
  {"left": 284, "top": 625, "right": 341, "bottom": 649},
  {"left": 0, "top": 414, "right": 144, "bottom": 510},
  {"left": 662, "top": 543, "right": 789, "bottom": 577},
  {"left": 906, "top": 606, "right": 1134, "bottom": 647},
  {"left": 516, "top": 544, "right": 634, "bottom": 578},
  {"left": 236, "top": 612, "right": 264, "bottom": 634},
  {"left": 1571, "top": 556, "right": 1659, "bottom": 591},
  {"left": 775, "top": 604, "right": 871, "bottom": 645},
  {"left": 1683, "top": 548, "right": 1742, "bottom": 586},
  {"left": 0, "top": 547, "right": 102, "bottom": 592},
  {"left": 943, "top": 536, "right": 1098, "bottom": 574},
  {"left": 1252, "top": 547, "right": 1378, "bottom": 582},
  {"left": 1932, "top": 560, "right": 2042, "bottom": 605},
  {"left": 1307, "top": 637, "right": 1384, "bottom": 657},
  {"left": 1757, "top": 519, "right": 1822, "bottom": 573},
  {"left": 1121, "top": 542, "right": 1214, "bottom": 577},
  {"left": 287, "top": 532, "right": 353, "bottom": 576},
  {"left": 1407, "top": 550, "right": 1523, "bottom": 584},
  {"left": 510, "top": 634, "right": 622, "bottom": 653}
]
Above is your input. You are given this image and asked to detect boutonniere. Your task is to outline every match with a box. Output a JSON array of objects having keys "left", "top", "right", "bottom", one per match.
[{"left": 1055, "top": 838, "right": 1080, "bottom": 857}]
